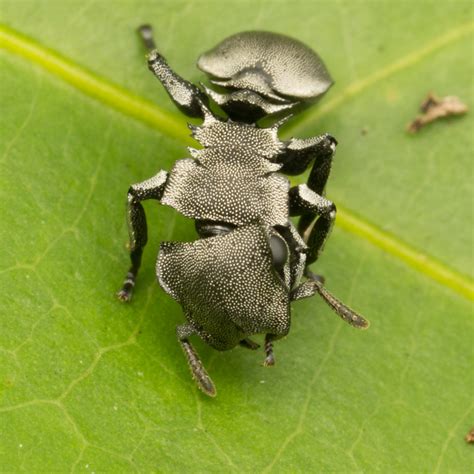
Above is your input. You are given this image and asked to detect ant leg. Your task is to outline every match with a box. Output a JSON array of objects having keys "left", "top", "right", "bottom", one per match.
[
  {"left": 278, "top": 133, "right": 336, "bottom": 179},
  {"left": 117, "top": 170, "right": 168, "bottom": 302},
  {"left": 137, "top": 25, "right": 208, "bottom": 118},
  {"left": 281, "top": 133, "right": 336, "bottom": 277},
  {"left": 289, "top": 184, "right": 336, "bottom": 266},
  {"left": 239, "top": 338, "right": 260, "bottom": 350},
  {"left": 290, "top": 279, "right": 369, "bottom": 329},
  {"left": 177, "top": 323, "right": 216, "bottom": 397},
  {"left": 289, "top": 176, "right": 369, "bottom": 329}
]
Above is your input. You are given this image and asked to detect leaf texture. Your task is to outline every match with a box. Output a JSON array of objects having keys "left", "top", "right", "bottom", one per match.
[{"left": 1, "top": 1, "right": 473, "bottom": 472}]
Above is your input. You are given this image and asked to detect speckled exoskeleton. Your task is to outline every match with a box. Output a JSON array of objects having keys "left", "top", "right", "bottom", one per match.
[{"left": 117, "top": 25, "right": 369, "bottom": 397}]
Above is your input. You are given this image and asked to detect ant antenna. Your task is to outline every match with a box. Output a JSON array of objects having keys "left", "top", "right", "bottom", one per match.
[{"left": 137, "top": 24, "right": 157, "bottom": 51}]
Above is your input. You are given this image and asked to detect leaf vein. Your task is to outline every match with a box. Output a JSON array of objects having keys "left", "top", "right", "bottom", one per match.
[
  {"left": 433, "top": 401, "right": 474, "bottom": 473},
  {"left": 262, "top": 324, "right": 342, "bottom": 473},
  {"left": 286, "top": 21, "right": 474, "bottom": 134}
]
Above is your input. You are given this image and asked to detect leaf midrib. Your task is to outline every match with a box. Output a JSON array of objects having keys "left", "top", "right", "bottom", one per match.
[{"left": 1, "top": 23, "right": 472, "bottom": 301}]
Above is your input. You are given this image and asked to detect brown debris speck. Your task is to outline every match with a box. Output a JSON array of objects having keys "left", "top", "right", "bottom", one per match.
[
  {"left": 407, "top": 92, "right": 468, "bottom": 133},
  {"left": 465, "top": 427, "right": 474, "bottom": 444}
]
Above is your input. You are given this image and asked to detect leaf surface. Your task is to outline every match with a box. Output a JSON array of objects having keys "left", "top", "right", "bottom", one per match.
[{"left": 1, "top": 1, "right": 473, "bottom": 472}]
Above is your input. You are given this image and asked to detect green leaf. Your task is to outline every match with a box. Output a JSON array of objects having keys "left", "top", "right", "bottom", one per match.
[{"left": 1, "top": 1, "right": 473, "bottom": 472}]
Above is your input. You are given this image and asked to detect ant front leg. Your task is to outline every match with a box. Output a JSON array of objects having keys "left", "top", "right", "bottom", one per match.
[
  {"left": 117, "top": 170, "right": 168, "bottom": 302},
  {"left": 138, "top": 25, "right": 209, "bottom": 119},
  {"left": 239, "top": 338, "right": 261, "bottom": 350}
]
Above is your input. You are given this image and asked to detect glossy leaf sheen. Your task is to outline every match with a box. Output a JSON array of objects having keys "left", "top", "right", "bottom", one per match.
[{"left": 0, "top": 1, "right": 473, "bottom": 472}]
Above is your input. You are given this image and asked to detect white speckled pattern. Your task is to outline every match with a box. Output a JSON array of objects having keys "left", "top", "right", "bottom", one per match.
[
  {"left": 157, "top": 224, "right": 291, "bottom": 350},
  {"left": 198, "top": 31, "right": 333, "bottom": 100}
]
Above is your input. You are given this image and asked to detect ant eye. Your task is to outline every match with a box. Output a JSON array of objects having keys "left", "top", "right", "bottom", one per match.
[{"left": 269, "top": 234, "right": 288, "bottom": 272}]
